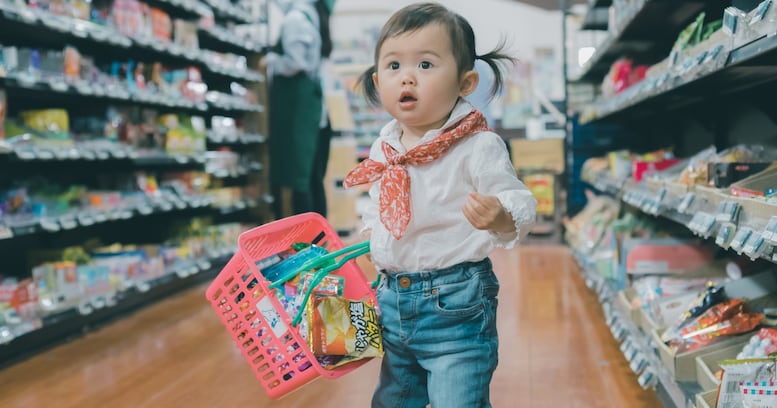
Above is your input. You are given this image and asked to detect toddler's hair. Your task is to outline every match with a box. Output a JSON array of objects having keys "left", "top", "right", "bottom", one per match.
[{"left": 358, "top": 2, "right": 515, "bottom": 105}]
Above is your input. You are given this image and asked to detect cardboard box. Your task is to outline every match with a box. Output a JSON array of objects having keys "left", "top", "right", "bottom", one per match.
[
  {"left": 652, "top": 328, "right": 750, "bottom": 382},
  {"left": 616, "top": 288, "right": 642, "bottom": 328},
  {"left": 653, "top": 271, "right": 777, "bottom": 382},
  {"left": 708, "top": 162, "right": 772, "bottom": 188},
  {"left": 621, "top": 238, "right": 715, "bottom": 275},
  {"left": 695, "top": 342, "right": 745, "bottom": 391},
  {"left": 509, "top": 138, "right": 564, "bottom": 174},
  {"left": 325, "top": 177, "right": 358, "bottom": 232},
  {"left": 326, "top": 137, "right": 358, "bottom": 179},
  {"left": 696, "top": 390, "right": 717, "bottom": 408}
]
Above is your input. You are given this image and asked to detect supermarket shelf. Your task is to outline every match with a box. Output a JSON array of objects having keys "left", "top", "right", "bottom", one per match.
[
  {"left": 572, "top": 0, "right": 726, "bottom": 83},
  {"left": 0, "top": 252, "right": 232, "bottom": 367},
  {"left": 581, "top": 6, "right": 609, "bottom": 31},
  {"left": 574, "top": 252, "right": 700, "bottom": 408},
  {"left": 0, "top": 75, "right": 209, "bottom": 113},
  {"left": 588, "top": 0, "right": 612, "bottom": 8},
  {"left": 202, "top": 0, "right": 259, "bottom": 24},
  {"left": 144, "top": 0, "right": 213, "bottom": 20},
  {"left": 0, "top": 143, "right": 207, "bottom": 172},
  {"left": 0, "top": 4, "right": 264, "bottom": 84},
  {"left": 207, "top": 133, "right": 266, "bottom": 146},
  {"left": 583, "top": 171, "right": 777, "bottom": 265},
  {"left": 198, "top": 26, "right": 266, "bottom": 56},
  {"left": 0, "top": 196, "right": 260, "bottom": 243},
  {"left": 582, "top": 26, "right": 777, "bottom": 123}
]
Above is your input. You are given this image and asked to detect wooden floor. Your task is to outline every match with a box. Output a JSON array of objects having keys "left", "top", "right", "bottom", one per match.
[{"left": 0, "top": 246, "right": 661, "bottom": 407}]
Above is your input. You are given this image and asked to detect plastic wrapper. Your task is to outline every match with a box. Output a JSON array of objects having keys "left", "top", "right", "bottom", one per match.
[
  {"left": 668, "top": 298, "right": 763, "bottom": 353},
  {"left": 661, "top": 284, "right": 727, "bottom": 343},
  {"left": 716, "top": 357, "right": 777, "bottom": 408},
  {"left": 308, "top": 296, "right": 383, "bottom": 360}
]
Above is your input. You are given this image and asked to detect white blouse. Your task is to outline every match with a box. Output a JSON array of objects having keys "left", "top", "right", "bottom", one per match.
[{"left": 360, "top": 100, "right": 537, "bottom": 272}]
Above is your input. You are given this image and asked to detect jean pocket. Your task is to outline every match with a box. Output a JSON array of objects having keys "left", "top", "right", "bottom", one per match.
[{"left": 433, "top": 275, "right": 483, "bottom": 318}]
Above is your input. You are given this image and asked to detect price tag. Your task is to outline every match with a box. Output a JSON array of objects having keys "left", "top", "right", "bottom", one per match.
[
  {"left": 750, "top": 0, "right": 772, "bottom": 24},
  {"left": 716, "top": 201, "right": 741, "bottom": 223},
  {"left": 637, "top": 369, "right": 656, "bottom": 389},
  {"left": 763, "top": 216, "right": 777, "bottom": 244},
  {"left": 730, "top": 228, "right": 753, "bottom": 254},
  {"left": 136, "top": 205, "right": 153, "bottom": 216},
  {"left": 95, "top": 150, "right": 110, "bottom": 160},
  {"left": 59, "top": 216, "right": 78, "bottom": 230},
  {"left": 110, "top": 149, "right": 127, "bottom": 159},
  {"left": 16, "top": 150, "right": 35, "bottom": 160},
  {"left": 54, "top": 148, "right": 70, "bottom": 160},
  {"left": 36, "top": 149, "right": 55, "bottom": 160},
  {"left": 716, "top": 223, "right": 736, "bottom": 249},
  {"left": 0, "top": 223, "right": 14, "bottom": 240},
  {"left": 92, "top": 212, "right": 107, "bottom": 223},
  {"left": 77, "top": 213, "right": 94, "bottom": 226},
  {"left": 743, "top": 233, "right": 769, "bottom": 260},
  {"left": 39, "top": 218, "right": 60, "bottom": 232},
  {"left": 80, "top": 149, "right": 96, "bottom": 160},
  {"left": 629, "top": 352, "right": 647, "bottom": 374}
]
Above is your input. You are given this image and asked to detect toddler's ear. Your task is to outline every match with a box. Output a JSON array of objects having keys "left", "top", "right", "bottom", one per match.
[{"left": 459, "top": 70, "right": 479, "bottom": 97}]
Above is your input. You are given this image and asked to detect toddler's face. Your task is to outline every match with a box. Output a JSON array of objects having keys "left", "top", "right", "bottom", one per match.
[{"left": 372, "top": 23, "right": 476, "bottom": 137}]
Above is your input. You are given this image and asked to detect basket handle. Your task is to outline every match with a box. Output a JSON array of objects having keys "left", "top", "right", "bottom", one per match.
[
  {"left": 290, "top": 243, "right": 371, "bottom": 327},
  {"left": 269, "top": 241, "right": 370, "bottom": 290}
]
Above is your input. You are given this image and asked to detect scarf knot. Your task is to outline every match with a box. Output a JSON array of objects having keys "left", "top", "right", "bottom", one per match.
[{"left": 343, "top": 110, "right": 490, "bottom": 239}]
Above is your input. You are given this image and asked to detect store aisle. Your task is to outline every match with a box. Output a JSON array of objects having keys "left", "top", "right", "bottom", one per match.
[{"left": 0, "top": 246, "right": 660, "bottom": 408}]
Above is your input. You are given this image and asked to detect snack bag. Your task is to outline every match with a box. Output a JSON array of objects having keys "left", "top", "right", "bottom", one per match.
[
  {"left": 661, "top": 284, "right": 727, "bottom": 343},
  {"left": 308, "top": 296, "right": 383, "bottom": 359},
  {"left": 669, "top": 299, "right": 763, "bottom": 353}
]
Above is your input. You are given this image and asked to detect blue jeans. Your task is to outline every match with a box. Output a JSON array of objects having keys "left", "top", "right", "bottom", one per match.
[{"left": 372, "top": 259, "right": 499, "bottom": 408}]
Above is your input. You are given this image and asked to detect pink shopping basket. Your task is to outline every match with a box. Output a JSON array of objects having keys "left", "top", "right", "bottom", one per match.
[{"left": 205, "top": 212, "right": 376, "bottom": 399}]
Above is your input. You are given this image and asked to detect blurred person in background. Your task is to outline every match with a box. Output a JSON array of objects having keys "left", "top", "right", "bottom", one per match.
[{"left": 260, "top": 0, "right": 334, "bottom": 219}]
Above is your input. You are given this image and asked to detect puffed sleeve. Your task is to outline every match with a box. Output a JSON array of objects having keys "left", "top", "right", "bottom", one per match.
[{"left": 469, "top": 132, "right": 537, "bottom": 248}]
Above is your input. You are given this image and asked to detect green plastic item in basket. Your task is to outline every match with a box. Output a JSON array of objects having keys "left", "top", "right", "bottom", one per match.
[{"left": 268, "top": 241, "right": 373, "bottom": 327}]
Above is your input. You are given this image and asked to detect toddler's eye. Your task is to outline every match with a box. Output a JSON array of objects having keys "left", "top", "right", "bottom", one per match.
[
  {"left": 419, "top": 61, "right": 432, "bottom": 69},
  {"left": 389, "top": 62, "right": 400, "bottom": 70}
]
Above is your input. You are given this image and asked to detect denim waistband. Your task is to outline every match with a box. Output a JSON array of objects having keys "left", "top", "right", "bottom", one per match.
[{"left": 380, "top": 258, "right": 492, "bottom": 292}]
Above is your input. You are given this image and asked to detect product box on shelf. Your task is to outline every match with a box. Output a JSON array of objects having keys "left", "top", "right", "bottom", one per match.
[
  {"left": 694, "top": 341, "right": 744, "bottom": 391},
  {"left": 652, "top": 328, "right": 750, "bottom": 382},
  {"left": 708, "top": 162, "right": 773, "bottom": 188},
  {"left": 325, "top": 137, "right": 358, "bottom": 179},
  {"left": 652, "top": 270, "right": 777, "bottom": 382},
  {"left": 632, "top": 159, "right": 682, "bottom": 182},
  {"left": 510, "top": 138, "right": 565, "bottom": 174},
  {"left": 325, "top": 177, "right": 359, "bottom": 234},
  {"left": 695, "top": 389, "right": 717, "bottom": 408},
  {"left": 615, "top": 287, "right": 642, "bottom": 329},
  {"left": 621, "top": 238, "right": 715, "bottom": 275}
]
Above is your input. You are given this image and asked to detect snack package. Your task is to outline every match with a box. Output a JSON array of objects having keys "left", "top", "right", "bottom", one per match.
[
  {"left": 668, "top": 298, "right": 763, "bottom": 353},
  {"left": 308, "top": 296, "right": 382, "bottom": 360},
  {"left": 662, "top": 284, "right": 727, "bottom": 343},
  {"left": 716, "top": 357, "right": 777, "bottom": 408}
]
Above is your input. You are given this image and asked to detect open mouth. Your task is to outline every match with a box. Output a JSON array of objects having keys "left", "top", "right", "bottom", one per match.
[{"left": 399, "top": 91, "right": 417, "bottom": 103}]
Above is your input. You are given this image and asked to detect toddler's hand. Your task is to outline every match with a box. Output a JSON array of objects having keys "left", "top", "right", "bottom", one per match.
[{"left": 463, "top": 192, "right": 516, "bottom": 233}]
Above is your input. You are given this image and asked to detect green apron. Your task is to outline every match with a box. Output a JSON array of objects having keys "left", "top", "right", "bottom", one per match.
[{"left": 268, "top": 16, "right": 323, "bottom": 192}]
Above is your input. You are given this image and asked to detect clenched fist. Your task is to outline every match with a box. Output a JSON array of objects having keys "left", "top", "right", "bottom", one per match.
[{"left": 462, "top": 192, "right": 516, "bottom": 233}]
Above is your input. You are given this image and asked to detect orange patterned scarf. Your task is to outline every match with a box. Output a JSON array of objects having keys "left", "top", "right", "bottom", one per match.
[{"left": 343, "top": 110, "right": 490, "bottom": 239}]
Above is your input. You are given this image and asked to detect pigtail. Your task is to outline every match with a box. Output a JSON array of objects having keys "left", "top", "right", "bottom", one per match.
[
  {"left": 476, "top": 38, "right": 516, "bottom": 100},
  {"left": 357, "top": 65, "right": 380, "bottom": 106}
]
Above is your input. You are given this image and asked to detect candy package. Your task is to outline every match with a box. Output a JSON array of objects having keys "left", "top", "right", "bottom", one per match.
[
  {"left": 308, "top": 296, "right": 383, "bottom": 365},
  {"left": 716, "top": 357, "right": 777, "bottom": 408},
  {"left": 668, "top": 298, "right": 763, "bottom": 353},
  {"left": 662, "top": 284, "right": 727, "bottom": 343}
]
